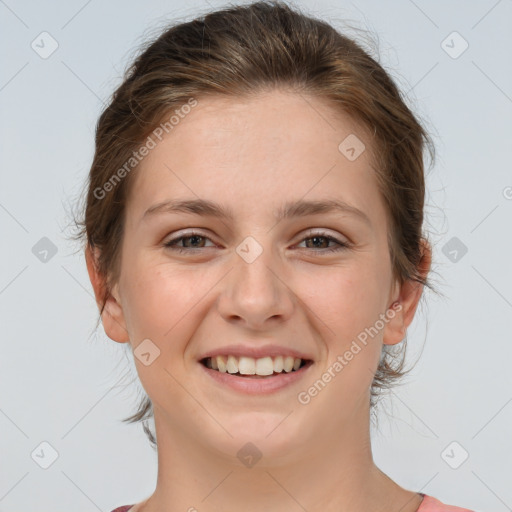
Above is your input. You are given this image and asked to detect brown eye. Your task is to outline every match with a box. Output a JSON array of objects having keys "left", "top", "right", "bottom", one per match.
[
  {"left": 164, "top": 231, "right": 215, "bottom": 252},
  {"left": 297, "top": 231, "right": 350, "bottom": 254}
]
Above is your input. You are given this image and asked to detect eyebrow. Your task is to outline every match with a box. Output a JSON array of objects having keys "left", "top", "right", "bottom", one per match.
[{"left": 142, "top": 198, "right": 371, "bottom": 226}]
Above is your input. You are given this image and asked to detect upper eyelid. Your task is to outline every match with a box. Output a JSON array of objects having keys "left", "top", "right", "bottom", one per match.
[{"left": 165, "top": 228, "right": 348, "bottom": 246}]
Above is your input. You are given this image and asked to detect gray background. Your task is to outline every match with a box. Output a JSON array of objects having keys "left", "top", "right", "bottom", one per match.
[{"left": 1, "top": 0, "right": 511, "bottom": 511}]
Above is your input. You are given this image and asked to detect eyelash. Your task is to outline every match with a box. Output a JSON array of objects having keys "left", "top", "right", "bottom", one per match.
[{"left": 163, "top": 230, "right": 350, "bottom": 255}]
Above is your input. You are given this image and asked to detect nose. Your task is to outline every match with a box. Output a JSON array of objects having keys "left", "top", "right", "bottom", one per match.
[{"left": 216, "top": 246, "right": 295, "bottom": 331}]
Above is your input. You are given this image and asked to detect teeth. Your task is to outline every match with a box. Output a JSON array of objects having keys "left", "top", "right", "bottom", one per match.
[
  {"left": 255, "top": 356, "right": 274, "bottom": 376},
  {"left": 206, "top": 355, "right": 304, "bottom": 376},
  {"left": 239, "top": 356, "right": 256, "bottom": 375},
  {"left": 226, "top": 355, "right": 238, "bottom": 374},
  {"left": 217, "top": 355, "right": 227, "bottom": 373},
  {"left": 283, "top": 356, "right": 294, "bottom": 372},
  {"left": 273, "top": 355, "right": 284, "bottom": 373}
]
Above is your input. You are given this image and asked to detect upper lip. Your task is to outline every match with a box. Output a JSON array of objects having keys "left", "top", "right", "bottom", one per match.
[{"left": 198, "top": 344, "right": 314, "bottom": 361}]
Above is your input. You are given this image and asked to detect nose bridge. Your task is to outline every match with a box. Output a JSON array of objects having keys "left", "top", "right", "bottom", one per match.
[
  {"left": 234, "top": 236, "right": 282, "bottom": 305},
  {"left": 217, "top": 235, "right": 294, "bottom": 327},
  {"left": 237, "top": 246, "right": 278, "bottom": 298}
]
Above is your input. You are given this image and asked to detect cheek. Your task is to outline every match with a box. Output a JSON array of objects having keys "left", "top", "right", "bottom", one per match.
[
  {"left": 120, "top": 259, "right": 206, "bottom": 346},
  {"left": 299, "top": 262, "right": 386, "bottom": 393},
  {"left": 119, "top": 263, "right": 210, "bottom": 405},
  {"left": 301, "top": 263, "right": 386, "bottom": 338}
]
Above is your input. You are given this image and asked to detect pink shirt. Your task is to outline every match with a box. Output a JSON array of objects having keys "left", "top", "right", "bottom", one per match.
[
  {"left": 418, "top": 494, "right": 474, "bottom": 511},
  {"left": 111, "top": 493, "right": 475, "bottom": 511}
]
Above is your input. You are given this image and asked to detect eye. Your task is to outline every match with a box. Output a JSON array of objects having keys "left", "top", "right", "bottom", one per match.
[
  {"left": 295, "top": 230, "right": 350, "bottom": 254},
  {"left": 163, "top": 231, "right": 215, "bottom": 253},
  {"left": 163, "top": 229, "right": 350, "bottom": 255}
]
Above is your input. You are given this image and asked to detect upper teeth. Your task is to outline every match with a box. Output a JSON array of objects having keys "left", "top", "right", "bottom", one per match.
[{"left": 205, "top": 355, "right": 302, "bottom": 375}]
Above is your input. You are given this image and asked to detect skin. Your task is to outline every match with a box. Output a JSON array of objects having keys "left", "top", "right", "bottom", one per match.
[{"left": 87, "top": 89, "right": 431, "bottom": 512}]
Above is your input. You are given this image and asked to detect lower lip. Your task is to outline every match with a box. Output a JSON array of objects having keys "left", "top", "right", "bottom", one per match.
[{"left": 199, "top": 361, "right": 313, "bottom": 394}]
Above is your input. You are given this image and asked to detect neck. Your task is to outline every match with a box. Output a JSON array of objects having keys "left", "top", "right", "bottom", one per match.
[{"left": 139, "top": 402, "right": 422, "bottom": 512}]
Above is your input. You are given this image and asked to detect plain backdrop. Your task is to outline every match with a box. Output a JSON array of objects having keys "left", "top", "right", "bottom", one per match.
[{"left": 1, "top": 1, "right": 511, "bottom": 511}]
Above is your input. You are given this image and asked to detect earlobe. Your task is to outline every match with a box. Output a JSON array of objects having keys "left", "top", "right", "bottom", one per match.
[
  {"left": 382, "top": 300, "right": 406, "bottom": 346},
  {"left": 383, "top": 239, "right": 432, "bottom": 346},
  {"left": 101, "top": 293, "right": 130, "bottom": 343},
  {"left": 85, "top": 245, "right": 130, "bottom": 343}
]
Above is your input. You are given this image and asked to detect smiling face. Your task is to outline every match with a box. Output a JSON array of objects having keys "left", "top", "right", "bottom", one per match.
[{"left": 90, "top": 89, "right": 420, "bottom": 462}]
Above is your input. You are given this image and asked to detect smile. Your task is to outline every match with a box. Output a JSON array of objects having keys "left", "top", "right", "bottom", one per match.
[
  {"left": 199, "top": 355, "right": 314, "bottom": 394},
  {"left": 201, "top": 355, "right": 309, "bottom": 377}
]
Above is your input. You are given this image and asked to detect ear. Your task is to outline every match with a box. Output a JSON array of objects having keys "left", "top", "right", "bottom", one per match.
[
  {"left": 85, "top": 245, "right": 130, "bottom": 343},
  {"left": 383, "top": 239, "right": 432, "bottom": 346}
]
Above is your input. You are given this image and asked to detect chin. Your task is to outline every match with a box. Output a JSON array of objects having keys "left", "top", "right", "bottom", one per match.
[{"left": 207, "top": 410, "right": 309, "bottom": 462}]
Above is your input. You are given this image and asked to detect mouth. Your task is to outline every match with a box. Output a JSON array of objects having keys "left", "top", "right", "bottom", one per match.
[{"left": 200, "top": 355, "right": 313, "bottom": 378}]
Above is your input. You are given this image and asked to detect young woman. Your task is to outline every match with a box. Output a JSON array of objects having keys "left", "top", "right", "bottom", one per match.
[{"left": 77, "top": 1, "right": 475, "bottom": 510}]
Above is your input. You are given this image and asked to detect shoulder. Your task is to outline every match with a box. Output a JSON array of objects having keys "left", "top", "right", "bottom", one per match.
[
  {"left": 111, "top": 507, "right": 134, "bottom": 512},
  {"left": 418, "top": 494, "right": 476, "bottom": 512}
]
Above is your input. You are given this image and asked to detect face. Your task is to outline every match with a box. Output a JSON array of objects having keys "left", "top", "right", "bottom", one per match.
[{"left": 91, "top": 89, "right": 421, "bottom": 463}]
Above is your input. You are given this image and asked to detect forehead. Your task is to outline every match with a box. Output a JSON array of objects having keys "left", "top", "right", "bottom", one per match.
[{"left": 126, "top": 90, "right": 386, "bottom": 228}]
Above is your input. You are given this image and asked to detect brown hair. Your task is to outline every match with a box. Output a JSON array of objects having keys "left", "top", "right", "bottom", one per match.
[{"left": 72, "top": 0, "right": 436, "bottom": 447}]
